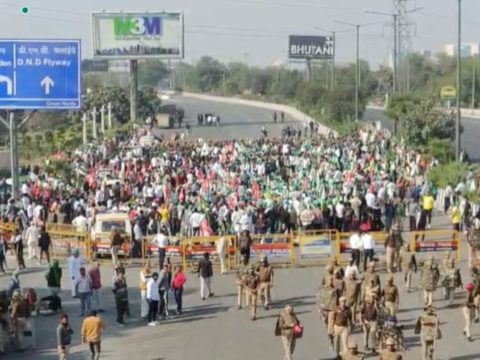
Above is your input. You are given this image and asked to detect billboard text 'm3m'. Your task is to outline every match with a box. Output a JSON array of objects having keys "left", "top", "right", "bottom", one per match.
[{"left": 114, "top": 16, "right": 162, "bottom": 37}]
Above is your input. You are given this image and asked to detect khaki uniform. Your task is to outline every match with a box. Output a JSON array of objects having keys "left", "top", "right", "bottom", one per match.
[
  {"left": 258, "top": 265, "right": 273, "bottom": 307},
  {"left": 415, "top": 311, "right": 439, "bottom": 360},
  {"left": 11, "top": 298, "right": 30, "bottom": 350},
  {"left": 379, "top": 350, "right": 403, "bottom": 360},
  {"left": 341, "top": 351, "right": 365, "bottom": 360},
  {"left": 244, "top": 274, "right": 260, "bottom": 319},
  {"left": 276, "top": 310, "right": 299, "bottom": 360},
  {"left": 463, "top": 292, "right": 475, "bottom": 338},
  {"left": 333, "top": 307, "right": 351, "bottom": 356},
  {"left": 467, "top": 227, "right": 480, "bottom": 268},
  {"left": 235, "top": 264, "right": 248, "bottom": 308},
  {"left": 363, "top": 271, "right": 381, "bottom": 301},
  {"left": 361, "top": 301, "right": 378, "bottom": 349},
  {"left": 383, "top": 283, "right": 399, "bottom": 317},
  {"left": 344, "top": 278, "right": 361, "bottom": 324},
  {"left": 317, "top": 285, "right": 338, "bottom": 336},
  {"left": 420, "top": 260, "right": 440, "bottom": 306}
]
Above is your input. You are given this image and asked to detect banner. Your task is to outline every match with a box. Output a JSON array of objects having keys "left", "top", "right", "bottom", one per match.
[
  {"left": 288, "top": 35, "right": 334, "bottom": 60},
  {"left": 92, "top": 12, "right": 184, "bottom": 59},
  {"left": 251, "top": 243, "right": 291, "bottom": 259},
  {"left": 340, "top": 243, "right": 386, "bottom": 256},
  {"left": 415, "top": 240, "right": 458, "bottom": 252},
  {"left": 299, "top": 236, "right": 332, "bottom": 259}
]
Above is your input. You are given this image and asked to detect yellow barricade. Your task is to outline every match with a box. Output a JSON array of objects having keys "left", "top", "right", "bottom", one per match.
[
  {"left": 142, "top": 235, "right": 187, "bottom": 270},
  {"left": 48, "top": 227, "right": 92, "bottom": 261},
  {"left": 336, "top": 231, "right": 388, "bottom": 263},
  {"left": 297, "top": 230, "right": 338, "bottom": 265},
  {"left": 183, "top": 235, "right": 236, "bottom": 272},
  {"left": 91, "top": 232, "right": 132, "bottom": 264},
  {"left": 249, "top": 233, "right": 294, "bottom": 266},
  {"left": 410, "top": 229, "right": 460, "bottom": 261}
]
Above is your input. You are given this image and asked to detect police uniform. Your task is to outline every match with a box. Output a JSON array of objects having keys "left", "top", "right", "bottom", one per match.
[
  {"left": 382, "top": 275, "right": 399, "bottom": 317},
  {"left": 379, "top": 338, "right": 403, "bottom": 360},
  {"left": 344, "top": 276, "right": 361, "bottom": 324},
  {"left": 235, "top": 262, "right": 249, "bottom": 309},
  {"left": 333, "top": 297, "right": 351, "bottom": 357},
  {"left": 244, "top": 270, "right": 260, "bottom": 320},
  {"left": 361, "top": 297, "right": 378, "bottom": 350},
  {"left": 415, "top": 307, "right": 439, "bottom": 360},
  {"left": 258, "top": 260, "right": 273, "bottom": 309},
  {"left": 442, "top": 258, "right": 461, "bottom": 306},
  {"left": 463, "top": 288, "right": 475, "bottom": 340},
  {"left": 341, "top": 340, "right": 365, "bottom": 360},
  {"left": 420, "top": 257, "right": 440, "bottom": 306}
]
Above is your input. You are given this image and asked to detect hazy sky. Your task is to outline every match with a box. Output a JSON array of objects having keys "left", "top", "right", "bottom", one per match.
[{"left": 1, "top": 0, "right": 479, "bottom": 68}]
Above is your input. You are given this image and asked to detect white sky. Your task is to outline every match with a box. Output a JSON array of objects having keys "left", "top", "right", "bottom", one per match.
[{"left": 1, "top": 0, "right": 479, "bottom": 68}]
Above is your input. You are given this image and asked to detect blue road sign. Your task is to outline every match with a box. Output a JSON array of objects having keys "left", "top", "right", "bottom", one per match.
[{"left": 0, "top": 39, "right": 81, "bottom": 109}]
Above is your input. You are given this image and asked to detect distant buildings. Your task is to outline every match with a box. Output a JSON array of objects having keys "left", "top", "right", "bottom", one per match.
[{"left": 442, "top": 43, "right": 480, "bottom": 57}]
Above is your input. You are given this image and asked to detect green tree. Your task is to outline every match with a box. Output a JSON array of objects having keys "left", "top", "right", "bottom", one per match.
[{"left": 138, "top": 60, "right": 169, "bottom": 87}]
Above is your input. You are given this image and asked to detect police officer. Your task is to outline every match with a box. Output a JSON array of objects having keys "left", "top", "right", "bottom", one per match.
[
  {"left": 363, "top": 262, "right": 381, "bottom": 301},
  {"left": 442, "top": 257, "right": 462, "bottom": 306},
  {"left": 257, "top": 256, "right": 274, "bottom": 310},
  {"left": 322, "top": 263, "right": 335, "bottom": 287},
  {"left": 382, "top": 274, "right": 399, "bottom": 317},
  {"left": 360, "top": 294, "right": 378, "bottom": 354},
  {"left": 341, "top": 340, "right": 364, "bottom": 360},
  {"left": 244, "top": 268, "right": 260, "bottom": 321},
  {"left": 235, "top": 255, "right": 248, "bottom": 310},
  {"left": 380, "top": 338, "right": 402, "bottom": 360},
  {"left": 463, "top": 283, "right": 475, "bottom": 341},
  {"left": 318, "top": 276, "right": 338, "bottom": 350},
  {"left": 333, "top": 297, "right": 351, "bottom": 358},
  {"left": 415, "top": 305, "right": 440, "bottom": 360},
  {"left": 344, "top": 272, "right": 361, "bottom": 327},
  {"left": 420, "top": 256, "right": 440, "bottom": 307}
]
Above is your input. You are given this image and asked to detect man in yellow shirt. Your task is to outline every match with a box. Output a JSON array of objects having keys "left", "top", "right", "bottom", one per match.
[
  {"left": 451, "top": 203, "right": 461, "bottom": 232},
  {"left": 81, "top": 310, "right": 105, "bottom": 360},
  {"left": 422, "top": 194, "right": 435, "bottom": 228}
]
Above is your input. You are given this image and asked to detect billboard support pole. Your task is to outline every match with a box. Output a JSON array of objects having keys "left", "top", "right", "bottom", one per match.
[
  {"left": 9, "top": 111, "right": 19, "bottom": 201},
  {"left": 355, "top": 24, "right": 360, "bottom": 122},
  {"left": 331, "top": 32, "right": 336, "bottom": 90},
  {"left": 130, "top": 59, "right": 138, "bottom": 123},
  {"left": 100, "top": 105, "right": 105, "bottom": 134},
  {"left": 456, "top": 0, "right": 462, "bottom": 161},
  {"left": 82, "top": 112, "right": 87, "bottom": 145},
  {"left": 92, "top": 107, "right": 97, "bottom": 140}
]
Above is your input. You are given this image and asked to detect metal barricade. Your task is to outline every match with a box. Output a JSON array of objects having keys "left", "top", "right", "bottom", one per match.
[
  {"left": 183, "top": 235, "right": 236, "bottom": 272},
  {"left": 336, "top": 231, "right": 388, "bottom": 263},
  {"left": 296, "top": 230, "right": 338, "bottom": 266},
  {"left": 410, "top": 229, "right": 460, "bottom": 260},
  {"left": 48, "top": 227, "right": 92, "bottom": 261},
  {"left": 142, "top": 235, "right": 186, "bottom": 270},
  {"left": 91, "top": 232, "right": 132, "bottom": 264},
  {"left": 249, "top": 233, "right": 294, "bottom": 266}
]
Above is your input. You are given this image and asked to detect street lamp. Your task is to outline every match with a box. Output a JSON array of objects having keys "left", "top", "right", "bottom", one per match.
[
  {"left": 456, "top": 0, "right": 462, "bottom": 161},
  {"left": 334, "top": 20, "right": 380, "bottom": 122},
  {"left": 313, "top": 27, "right": 353, "bottom": 90}
]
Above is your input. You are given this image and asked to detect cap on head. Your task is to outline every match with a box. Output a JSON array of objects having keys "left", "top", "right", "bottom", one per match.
[
  {"left": 339, "top": 296, "right": 346, "bottom": 303},
  {"left": 368, "top": 261, "right": 375, "bottom": 268},
  {"left": 72, "top": 249, "right": 80, "bottom": 256},
  {"left": 326, "top": 264, "right": 334, "bottom": 272},
  {"left": 385, "top": 338, "right": 395, "bottom": 346},
  {"left": 387, "top": 274, "right": 394, "bottom": 282}
]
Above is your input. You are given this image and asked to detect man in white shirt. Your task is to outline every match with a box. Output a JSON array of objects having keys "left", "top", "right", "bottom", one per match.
[
  {"left": 69, "top": 249, "right": 86, "bottom": 297},
  {"left": 25, "top": 224, "right": 39, "bottom": 261},
  {"left": 344, "top": 259, "right": 359, "bottom": 279},
  {"left": 146, "top": 272, "right": 160, "bottom": 326},
  {"left": 72, "top": 212, "right": 88, "bottom": 233},
  {"left": 349, "top": 230, "right": 362, "bottom": 268},
  {"left": 153, "top": 231, "right": 168, "bottom": 271},
  {"left": 361, "top": 231, "right": 375, "bottom": 272}
]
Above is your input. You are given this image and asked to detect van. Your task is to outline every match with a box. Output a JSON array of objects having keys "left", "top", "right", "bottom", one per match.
[{"left": 92, "top": 212, "right": 132, "bottom": 255}]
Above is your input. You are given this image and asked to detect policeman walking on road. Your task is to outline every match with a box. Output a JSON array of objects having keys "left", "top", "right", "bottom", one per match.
[{"left": 415, "top": 305, "right": 440, "bottom": 360}]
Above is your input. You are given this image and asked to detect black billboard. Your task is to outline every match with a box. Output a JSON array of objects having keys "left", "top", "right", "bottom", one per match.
[{"left": 288, "top": 35, "right": 334, "bottom": 60}]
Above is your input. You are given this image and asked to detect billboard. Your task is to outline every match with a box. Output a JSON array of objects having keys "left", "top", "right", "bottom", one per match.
[
  {"left": 288, "top": 35, "right": 334, "bottom": 60},
  {"left": 92, "top": 12, "right": 184, "bottom": 59}
]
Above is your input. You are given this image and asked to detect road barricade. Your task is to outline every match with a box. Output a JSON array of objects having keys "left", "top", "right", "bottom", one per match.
[
  {"left": 142, "top": 235, "right": 186, "bottom": 268},
  {"left": 47, "top": 225, "right": 92, "bottom": 260},
  {"left": 336, "top": 231, "right": 388, "bottom": 262},
  {"left": 296, "top": 230, "right": 338, "bottom": 265},
  {"left": 91, "top": 232, "right": 132, "bottom": 264},
  {"left": 410, "top": 229, "right": 460, "bottom": 260},
  {"left": 183, "top": 235, "right": 236, "bottom": 271},
  {"left": 250, "top": 233, "right": 294, "bottom": 265}
]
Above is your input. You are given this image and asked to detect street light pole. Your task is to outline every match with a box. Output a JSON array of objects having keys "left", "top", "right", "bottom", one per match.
[
  {"left": 332, "top": 31, "right": 336, "bottom": 90},
  {"left": 456, "top": 0, "right": 462, "bottom": 161},
  {"left": 472, "top": 54, "right": 476, "bottom": 111},
  {"left": 355, "top": 25, "right": 360, "bottom": 122},
  {"left": 393, "top": 14, "right": 398, "bottom": 94}
]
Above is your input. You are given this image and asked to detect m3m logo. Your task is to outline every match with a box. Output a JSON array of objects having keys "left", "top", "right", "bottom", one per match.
[{"left": 113, "top": 17, "right": 162, "bottom": 37}]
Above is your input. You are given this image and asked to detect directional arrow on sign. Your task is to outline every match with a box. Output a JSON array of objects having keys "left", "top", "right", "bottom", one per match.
[
  {"left": 40, "top": 76, "right": 54, "bottom": 95},
  {"left": 0, "top": 75, "right": 13, "bottom": 95}
]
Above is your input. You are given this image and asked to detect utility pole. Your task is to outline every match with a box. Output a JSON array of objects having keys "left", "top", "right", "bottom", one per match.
[
  {"left": 335, "top": 21, "right": 379, "bottom": 122},
  {"left": 129, "top": 60, "right": 138, "bottom": 123},
  {"left": 9, "top": 112, "right": 18, "bottom": 201},
  {"left": 82, "top": 112, "right": 87, "bottom": 145},
  {"left": 100, "top": 105, "right": 105, "bottom": 134},
  {"left": 107, "top": 102, "right": 112, "bottom": 130},
  {"left": 92, "top": 107, "right": 97, "bottom": 140},
  {"left": 472, "top": 55, "right": 476, "bottom": 111},
  {"left": 456, "top": 0, "right": 462, "bottom": 161}
]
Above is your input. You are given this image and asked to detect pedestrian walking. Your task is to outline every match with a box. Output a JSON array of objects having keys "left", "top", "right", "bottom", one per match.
[
  {"left": 81, "top": 310, "right": 104, "bottom": 360},
  {"left": 463, "top": 283, "right": 475, "bottom": 342},
  {"left": 349, "top": 230, "right": 362, "bottom": 269},
  {"left": 420, "top": 256, "right": 440, "bottom": 307},
  {"left": 197, "top": 252, "right": 214, "bottom": 300},
  {"left": 153, "top": 230, "right": 168, "bottom": 271},
  {"left": 146, "top": 272, "right": 160, "bottom": 326},
  {"left": 360, "top": 295, "right": 378, "bottom": 354},
  {"left": 258, "top": 256, "right": 274, "bottom": 310},
  {"left": 158, "top": 265, "right": 170, "bottom": 319},
  {"left": 238, "top": 230, "right": 252, "bottom": 265},
  {"left": 46, "top": 260, "right": 62, "bottom": 295},
  {"left": 110, "top": 227, "right": 123, "bottom": 269},
  {"left": 89, "top": 263, "right": 103, "bottom": 312},
  {"left": 171, "top": 265, "right": 187, "bottom": 315},
  {"left": 275, "top": 305, "right": 301, "bottom": 360},
  {"left": 382, "top": 274, "right": 399, "bottom": 317},
  {"left": 333, "top": 297, "right": 351, "bottom": 358},
  {"left": 75, "top": 267, "right": 93, "bottom": 317},
  {"left": 56, "top": 313, "right": 74, "bottom": 360},
  {"left": 68, "top": 249, "right": 86, "bottom": 298},
  {"left": 0, "top": 233, "right": 8, "bottom": 273},
  {"left": 13, "top": 229, "right": 26, "bottom": 270},
  {"left": 415, "top": 305, "right": 440, "bottom": 360},
  {"left": 139, "top": 262, "right": 152, "bottom": 319},
  {"left": 38, "top": 226, "right": 51, "bottom": 264},
  {"left": 25, "top": 223, "right": 39, "bottom": 262},
  {"left": 216, "top": 234, "right": 227, "bottom": 274},
  {"left": 361, "top": 231, "right": 375, "bottom": 272},
  {"left": 112, "top": 271, "right": 128, "bottom": 326},
  {"left": 244, "top": 267, "right": 260, "bottom": 321}
]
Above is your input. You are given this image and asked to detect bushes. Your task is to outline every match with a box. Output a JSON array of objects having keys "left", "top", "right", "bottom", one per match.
[{"left": 427, "top": 162, "right": 468, "bottom": 189}]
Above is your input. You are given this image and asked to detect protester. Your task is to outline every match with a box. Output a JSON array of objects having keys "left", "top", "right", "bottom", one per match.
[
  {"left": 68, "top": 249, "right": 86, "bottom": 297},
  {"left": 89, "top": 262, "right": 103, "bottom": 312},
  {"left": 153, "top": 230, "right": 168, "bottom": 271},
  {"left": 13, "top": 229, "right": 26, "bottom": 270},
  {"left": 25, "top": 223, "right": 39, "bottom": 262},
  {"left": 197, "top": 252, "right": 214, "bottom": 300},
  {"left": 171, "top": 265, "right": 187, "bottom": 315},
  {"left": 46, "top": 260, "right": 62, "bottom": 295},
  {"left": 146, "top": 272, "right": 160, "bottom": 326},
  {"left": 139, "top": 262, "right": 152, "bottom": 319},
  {"left": 0, "top": 233, "right": 7, "bottom": 273},
  {"left": 158, "top": 264, "right": 170, "bottom": 319},
  {"left": 81, "top": 310, "right": 104, "bottom": 360},
  {"left": 112, "top": 271, "right": 129, "bottom": 326},
  {"left": 56, "top": 313, "right": 73, "bottom": 360},
  {"left": 76, "top": 267, "right": 93, "bottom": 317},
  {"left": 38, "top": 226, "right": 51, "bottom": 264}
]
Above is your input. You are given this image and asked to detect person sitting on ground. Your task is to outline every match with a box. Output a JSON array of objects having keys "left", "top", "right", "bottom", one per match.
[{"left": 36, "top": 290, "right": 62, "bottom": 315}]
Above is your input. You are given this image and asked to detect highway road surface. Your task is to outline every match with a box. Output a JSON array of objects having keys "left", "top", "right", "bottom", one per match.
[{"left": 365, "top": 107, "right": 480, "bottom": 161}]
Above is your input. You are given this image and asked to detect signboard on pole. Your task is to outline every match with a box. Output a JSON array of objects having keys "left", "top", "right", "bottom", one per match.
[
  {"left": 92, "top": 12, "right": 184, "bottom": 59},
  {"left": 288, "top": 35, "right": 334, "bottom": 60},
  {"left": 441, "top": 86, "right": 457, "bottom": 99},
  {"left": 0, "top": 39, "right": 81, "bottom": 109}
]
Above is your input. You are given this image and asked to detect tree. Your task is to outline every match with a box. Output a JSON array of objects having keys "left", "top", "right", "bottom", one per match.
[
  {"left": 195, "top": 56, "right": 227, "bottom": 92},
  {"left": 138, "top": 60, "right": 169, "bottom": 87},
  {"left": 386, "top": 94, "right": 422, "bottom": 135},
  {"left": 138, "top": 87, "right": 163, "bottom": 120}
]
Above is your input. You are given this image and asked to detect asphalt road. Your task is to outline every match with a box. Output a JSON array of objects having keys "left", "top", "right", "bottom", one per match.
[
  {"left": 156, "top": 95, "right": 301, "bottom": 139},
  {"left": 364, "top": 107, "right": 480, "bottom": 161}
]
